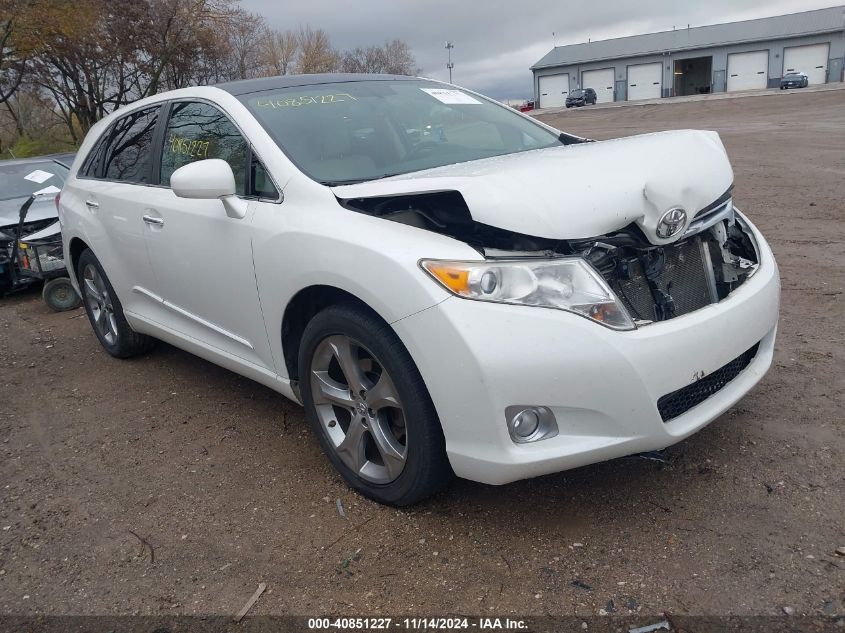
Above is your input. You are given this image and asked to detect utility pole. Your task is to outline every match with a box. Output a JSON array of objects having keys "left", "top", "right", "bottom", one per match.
[{"left": 445, "top": 41, "right": 454, "bottom": 83}]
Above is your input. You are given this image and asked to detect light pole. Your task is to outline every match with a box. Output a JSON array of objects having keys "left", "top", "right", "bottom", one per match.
[{"left": 445, "top": 41, "right": 454, "bottom": 83}]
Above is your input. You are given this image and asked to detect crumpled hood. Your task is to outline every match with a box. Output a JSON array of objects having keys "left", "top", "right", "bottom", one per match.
[
  {"left": 332, "top": 129, "right": 734, "bottom": 244},
  {"left": 0, "top": 196, "right": 58, "bottom": 230}
]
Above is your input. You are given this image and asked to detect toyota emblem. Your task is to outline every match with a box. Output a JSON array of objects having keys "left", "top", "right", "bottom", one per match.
[{"left": 656, "top": 207, "right": 687, "bottom": 239}]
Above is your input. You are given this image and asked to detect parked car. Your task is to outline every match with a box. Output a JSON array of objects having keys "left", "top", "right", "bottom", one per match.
[
  {"left": 565, "top": 88, "right": 597, "bottom": 107},
  {"left": 60, "top": 75, "right": 780, "bottom": 505},
  {"left": 0, "top": 157, "right": 80, "bottom": 308},
  {"left": 780, "top": 72, "right": 809, "bottom": 89}
]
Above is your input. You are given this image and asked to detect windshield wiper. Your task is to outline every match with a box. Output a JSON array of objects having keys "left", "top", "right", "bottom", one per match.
[{"left": 322, "top": 173, "right": 403, "bottom": 187}]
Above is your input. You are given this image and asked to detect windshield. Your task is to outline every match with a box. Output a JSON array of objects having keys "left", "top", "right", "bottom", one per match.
[
  {"left": 0, "top": 161, "right": 68, "bottom": 201},
  {"left": 569, "top": 90, "right": 585, "bottom": 97},
  {"left": 241, "top": 79, "right": 563, "bottom": 185}
]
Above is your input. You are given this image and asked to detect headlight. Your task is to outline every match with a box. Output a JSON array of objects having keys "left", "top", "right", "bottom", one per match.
[{"left": 421, "top": 258, "right": 635, "bottom": 330}]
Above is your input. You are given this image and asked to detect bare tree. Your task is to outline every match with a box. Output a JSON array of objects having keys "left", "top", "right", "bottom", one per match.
[
  {"left": 340, "top": 39, "right": 418, "bottom": 75},
  {"left": 30, "top": 0, "right": 150, "bottom": 140},
  {"left": 137, "top": 0, "right": 236, "bottom": 95},
  {"left": 0, "top": 14, "right": 26, "bottom": 104},
  {"left": 381, "top": 39, "right": 418, "bottom": 75},
  {"left": 225, "top": 9, "right": 267, "bottom": 80},
  {"left": 264, "top": 28, "right": 299, "bottom": 75},
  {"left": 341, "top": 46, "right": 385, "bottom": 74},
  {"left": 296, "top": 26, "right": 339, "bottom": 74}
]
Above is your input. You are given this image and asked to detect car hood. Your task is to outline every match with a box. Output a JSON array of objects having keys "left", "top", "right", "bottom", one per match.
[
  {"left": 0, "top": 195, "right": 58, "bottom": 230},
  {"left": 332, "top": 129, "right": 734, "bottom": 245}
]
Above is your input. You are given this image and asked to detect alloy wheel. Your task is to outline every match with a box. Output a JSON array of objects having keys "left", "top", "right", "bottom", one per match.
[
  {"left": 310, "top": 335, "right": 408, "bottom": 484},
  {"left": 82, "top": 263, "right": 118, "bottom": 346}
]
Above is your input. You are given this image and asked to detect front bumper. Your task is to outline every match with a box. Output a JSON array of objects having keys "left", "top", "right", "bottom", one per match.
[{"left": 394, "top": 219, "right": 780, "bottom": 485}]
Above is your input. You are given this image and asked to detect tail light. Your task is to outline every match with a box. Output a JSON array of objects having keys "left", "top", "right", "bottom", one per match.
[{"left": 54, "top": 192, "right": 61, "bottom": 212}]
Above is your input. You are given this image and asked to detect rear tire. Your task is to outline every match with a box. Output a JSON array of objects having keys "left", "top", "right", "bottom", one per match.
[
  {"left": 42, "top": 277, "right": 81, "bottom": 312},
  {"left": 76, "top": 249, "right": 155, "bottom": 358},
  {"left": 298, "top": 303, "right": 452, "bottom": 506}
]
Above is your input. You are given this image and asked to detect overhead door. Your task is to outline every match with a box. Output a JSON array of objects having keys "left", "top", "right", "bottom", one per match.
[
  {"left": 783, "top": 43, "right": 829, "bottom": 85},
  {"left": 627, "top": 62, "right": 662, "bottom": 100},
  {"left": 538, "top": 73, "right": 570, "bottom": 108},
  {"left": 726, "top": 50, "right": 769, "bottom": 92},
  {"left": 582, "top": 68, "right": 615, "bottom": 103}
]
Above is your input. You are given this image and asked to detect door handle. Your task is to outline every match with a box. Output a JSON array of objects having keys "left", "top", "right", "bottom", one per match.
[
  {"left": 142, "top": 215, "right": 164, "bottom": 227},
  {"left": 85, "top": 200, "right": 99, "bottom": 209}
]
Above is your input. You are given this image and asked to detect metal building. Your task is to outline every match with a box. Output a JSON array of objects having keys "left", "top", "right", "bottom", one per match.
[{"left": 531, "top": 6, "right": 845, "bottom": 108}]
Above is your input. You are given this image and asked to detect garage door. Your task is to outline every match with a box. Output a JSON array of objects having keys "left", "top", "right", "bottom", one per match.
[
  {"left": 627, "top": 62, "right": 662, "bottom": 101},
  {"left": 784, "top": 43, "right": 829, "bottom": 85},
  {"left": 582, "top": 68, "right": 615, "bottom": 103},
  {"left": 538, "top": 73, "right": 570, "bottom": 108},
  {"left": 727, "top": 50, "right": 768, "bottom": 92}
]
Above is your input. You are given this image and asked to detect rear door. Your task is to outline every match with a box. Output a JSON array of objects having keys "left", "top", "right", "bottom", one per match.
[
  {"left": 71, "top": 105, "right": 163, "bottom": 319},
  {"left": 140, "top": 100, "right": 275, "bottom": 369}
]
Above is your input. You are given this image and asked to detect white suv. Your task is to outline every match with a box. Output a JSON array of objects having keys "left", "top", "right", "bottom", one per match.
[{"left": 59, "top": 74, "right": 780, "bottom": 505}]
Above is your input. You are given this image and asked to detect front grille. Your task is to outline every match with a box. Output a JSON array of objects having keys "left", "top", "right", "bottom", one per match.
[
  {"left": 657, "top": 343, "right": 759, "bottom": 422},
  {"left": 611, "top": 237, "right": 716, "bottom": 321}
]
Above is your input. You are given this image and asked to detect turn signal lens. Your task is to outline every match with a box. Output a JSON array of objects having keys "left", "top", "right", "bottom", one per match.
[{"left": 423, "top": 264, "right": 470, "bottom": 293}]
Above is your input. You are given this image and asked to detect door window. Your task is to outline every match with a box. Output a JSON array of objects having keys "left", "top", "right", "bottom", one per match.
[
  {"left": 160, "top": 101, "right": 247, "bottom": 195},
  {"left": 101, "top": 106, "right": 160, "bottom": 183}
]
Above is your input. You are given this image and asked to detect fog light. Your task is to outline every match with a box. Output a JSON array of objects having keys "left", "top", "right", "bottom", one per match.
[
  {"left": 505, "top": 406, "right": 558, "bottom": 444},
  {"left": 512, "top": 409, "right": 540, "bottom": 438}
]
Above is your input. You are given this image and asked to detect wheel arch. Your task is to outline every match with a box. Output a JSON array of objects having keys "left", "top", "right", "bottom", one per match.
[
  {"left": 68, "top": 237, "right": 90, "bottom": 276},
  {"left": 281, "top": 284, "right": 387, "bottom": 386}
]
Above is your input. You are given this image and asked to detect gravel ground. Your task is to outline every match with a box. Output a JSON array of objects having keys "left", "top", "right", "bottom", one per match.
[{"left": 1, "top": 88, "right": 843, "bottom": 618}]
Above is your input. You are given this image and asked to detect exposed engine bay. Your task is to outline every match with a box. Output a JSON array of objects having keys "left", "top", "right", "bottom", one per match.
[{"left": 339, "top": 190, "right": 759, "bottom": 324}]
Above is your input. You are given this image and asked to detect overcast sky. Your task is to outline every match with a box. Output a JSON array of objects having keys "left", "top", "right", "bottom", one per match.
[{"left": 240, "top": 0, "right": 842, "bottom": 100}]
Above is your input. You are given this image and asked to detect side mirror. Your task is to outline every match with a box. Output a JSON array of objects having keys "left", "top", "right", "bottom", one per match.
[{"left": 170, "top": 159, "right": 247, "bottom": 219}]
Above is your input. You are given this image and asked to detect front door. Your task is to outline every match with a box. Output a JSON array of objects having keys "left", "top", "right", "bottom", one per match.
[{"left": 141, "top": 100, "right": 274, "bottom": 370}]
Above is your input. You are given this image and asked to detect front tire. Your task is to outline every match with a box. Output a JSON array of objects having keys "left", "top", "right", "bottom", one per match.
[
  {"left": 76, "top": 249, "right": 155, "bottom": 358},
  {"left": 298, "top": 303, "right": 452, "bottom": 506}
]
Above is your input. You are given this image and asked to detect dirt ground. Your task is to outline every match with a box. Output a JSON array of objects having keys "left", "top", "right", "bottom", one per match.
[{"left": 1, "top": 89, "right": 843, "bottom": 619}]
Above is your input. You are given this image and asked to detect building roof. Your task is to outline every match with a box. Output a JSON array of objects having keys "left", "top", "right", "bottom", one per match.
[
  {"left": 532, "top": 5, "right": 845, "bottom": 69},
  {"left": 216, "top": 73, "right": 419, "bottom": 96}
]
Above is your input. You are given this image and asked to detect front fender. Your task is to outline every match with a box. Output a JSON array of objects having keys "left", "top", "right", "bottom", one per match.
[{"left": 250, "top": 182, "right": 481, "bottom": 379}]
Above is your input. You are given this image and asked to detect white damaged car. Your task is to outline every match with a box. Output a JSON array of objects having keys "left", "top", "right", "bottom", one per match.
[{"left": 59, "top": 75, "right": 779, "bottom": 505}]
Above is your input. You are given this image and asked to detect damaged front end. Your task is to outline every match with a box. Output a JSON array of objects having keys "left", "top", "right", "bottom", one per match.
[
  {"left": 570, "top": 198, "right": 759, "bottom": 324},
  {"left": 340, "top": 189, "right": 759, "bottom": 327}
]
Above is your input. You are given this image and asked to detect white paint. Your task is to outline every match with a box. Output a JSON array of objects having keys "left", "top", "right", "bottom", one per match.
[
  {"left": 783, "top": 43, "right": 829, "bottom": 85},
  {"left": 538, "top": 73, "right": 569, "bottom": 108},
  {"left": 420, "top": 88, "right": 481, "bottom": 105},
  {"left": 727, "top": 50, "right": 769, "bottom": 92},
  {"left": 581, "top": 68, "right": 615, "bottom": 103},
  {"left": 60, "top": 80, "right": 780, "bottom": 490},
  {"left": 627, "top": 62, "right": 662, "bottom": 101},
  {"left": 334, "top": 129, "right": 735, "bottom": 245}
]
